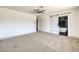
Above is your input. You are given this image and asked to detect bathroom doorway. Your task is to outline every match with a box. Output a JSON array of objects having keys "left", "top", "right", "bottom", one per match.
[{"left": 58, "top": 16, "right": 68, "bottom": 36}]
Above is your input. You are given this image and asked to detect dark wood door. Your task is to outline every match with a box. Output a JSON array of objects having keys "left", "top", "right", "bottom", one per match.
[{"left": 36, "top": 19, "right": 38, "bottom": 32}]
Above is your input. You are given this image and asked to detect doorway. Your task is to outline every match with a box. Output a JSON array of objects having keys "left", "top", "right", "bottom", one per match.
[
  {"left": 58, "top": 16, "right": 68, "bottom": 36},
  {"left": 36, "top": 19, "right": 38, "bottom": 32}
]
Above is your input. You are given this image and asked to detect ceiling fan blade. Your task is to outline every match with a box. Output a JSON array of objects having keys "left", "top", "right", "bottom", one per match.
[
  {"left": 34, "top": 9, "right": 38, "bottom": 12},
  {"left": 40, "top": 10, "right": 45, "bottom": 13},
  {"left": 41, "top": 10, "right": 45, "bottom": 12}
]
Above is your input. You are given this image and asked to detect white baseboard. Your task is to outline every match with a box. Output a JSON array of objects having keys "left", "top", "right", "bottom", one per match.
[{"left": 0, "top": 31, "right": 37, "bottom": 40}]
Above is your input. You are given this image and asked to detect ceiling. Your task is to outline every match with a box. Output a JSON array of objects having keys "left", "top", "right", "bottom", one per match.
[{"left": 0, "top": 6, "right": 77, "bottom": 14}]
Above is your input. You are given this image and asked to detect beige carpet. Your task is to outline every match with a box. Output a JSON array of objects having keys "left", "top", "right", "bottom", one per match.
[{"left": 0, "top": 32, "right": 79, "bottom": 52}]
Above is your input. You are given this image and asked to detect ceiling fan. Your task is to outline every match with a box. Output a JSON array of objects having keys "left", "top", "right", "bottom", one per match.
[{"left": 33, "top": 6, "right": 45, "bottom": 14}]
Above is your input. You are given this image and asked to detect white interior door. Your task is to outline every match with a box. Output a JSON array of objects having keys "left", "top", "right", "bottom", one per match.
[{"left": 51, "top": 16, "right": 59, "bottom": 34}]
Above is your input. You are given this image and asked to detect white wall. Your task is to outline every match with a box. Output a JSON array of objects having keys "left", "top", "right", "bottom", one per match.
[
  {"left": 0, "top": 8, "right": 36, "bottom": 39},
  {"left": 38, "top": 8, "right": 79, "bottom": 38},
  {"left": 68, "top": 8, "right": 79, "bottom": 38},
  {"left": 38, "top": 15, "right": 50, "bottom": 32}
]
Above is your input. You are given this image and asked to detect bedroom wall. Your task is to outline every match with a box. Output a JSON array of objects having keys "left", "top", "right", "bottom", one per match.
[
  {"left": 0, "top": 8, "right": 36, "bottom": 39},
  {"left": 68, "top": 8, "right": 79, "bottom": 38},
  {"left": 38, "top": 7, "right": 79, "bottom": 38},
  {"left": 38, "top": 15, "right": 50, "bottom": 32}
]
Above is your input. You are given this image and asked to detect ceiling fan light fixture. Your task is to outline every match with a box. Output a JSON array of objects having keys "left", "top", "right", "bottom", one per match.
[{"left": 33, "top": 6, "right": 45, "bottom": 14}]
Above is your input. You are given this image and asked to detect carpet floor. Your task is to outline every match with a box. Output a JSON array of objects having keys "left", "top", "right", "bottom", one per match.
[{"left": 0, "top": 32, "right": 79, "bottom": 52}]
